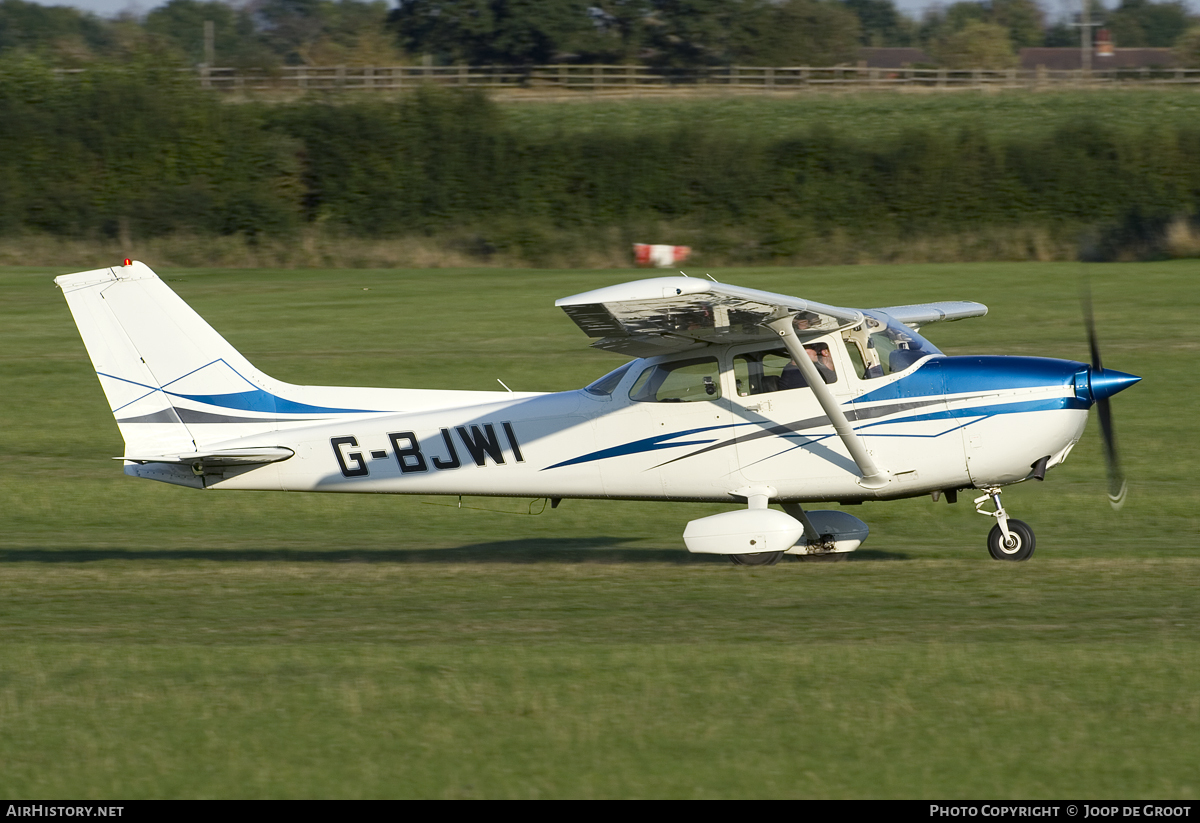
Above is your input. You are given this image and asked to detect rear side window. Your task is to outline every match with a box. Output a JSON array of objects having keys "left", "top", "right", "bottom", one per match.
[{"left": 629, "top": 357, "right": 722, "bottom": 403}]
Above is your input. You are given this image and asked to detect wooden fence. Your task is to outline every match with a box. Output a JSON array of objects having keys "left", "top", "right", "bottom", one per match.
[{"left": 187, "top": 63, "right": 1200, "bottom": 92}]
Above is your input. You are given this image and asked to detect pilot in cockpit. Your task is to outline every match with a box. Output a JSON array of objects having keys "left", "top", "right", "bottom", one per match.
[{"left": 777, "top": 311, "right": 837, "bottom": 390}]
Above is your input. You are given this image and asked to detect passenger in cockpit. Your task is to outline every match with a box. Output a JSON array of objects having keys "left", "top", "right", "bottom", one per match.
[{"left": 778, "top": 343, "right": 836, "bottom": 390}]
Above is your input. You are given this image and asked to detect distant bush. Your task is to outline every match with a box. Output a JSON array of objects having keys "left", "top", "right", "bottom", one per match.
[
  {"left": 0, "top": 56, "right": 302, "bottom": 239},
  {"left": 269, "top": 90, "right": 1200, "bottom": 260},
  {"left": 6, "top": 73, "right": 1200, "bottom": 263}
]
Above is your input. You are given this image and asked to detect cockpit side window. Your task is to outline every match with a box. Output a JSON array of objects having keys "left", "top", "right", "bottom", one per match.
[{"left": 629, "top": 357, "right": 722, "bottom": 403}]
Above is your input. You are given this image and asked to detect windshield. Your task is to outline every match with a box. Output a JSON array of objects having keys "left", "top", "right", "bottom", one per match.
[{"left": 844, "top": 312, "right": 942, "bottom": 379}]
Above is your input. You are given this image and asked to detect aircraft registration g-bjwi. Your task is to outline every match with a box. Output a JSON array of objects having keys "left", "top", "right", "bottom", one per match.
[{"left": 55, "top": 261, "right": 1140, "bottom": 565}]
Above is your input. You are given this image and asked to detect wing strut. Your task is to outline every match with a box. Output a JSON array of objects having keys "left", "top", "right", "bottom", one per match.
[{"left": 767, "top": 316, "right": 890, "bottom": 489}]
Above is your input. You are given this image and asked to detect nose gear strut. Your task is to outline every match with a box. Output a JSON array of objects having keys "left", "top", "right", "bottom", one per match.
[{"left": 975, "top": 488, "right": 1011, "bottom": 541}]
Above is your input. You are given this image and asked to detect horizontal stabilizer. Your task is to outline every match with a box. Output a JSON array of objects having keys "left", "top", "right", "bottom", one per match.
[
  {"left": 873, "top": 301, "right": 988, "bottom": 328},
  {"left": 119, "top": 446, "right": 295, "bottom": 468}
]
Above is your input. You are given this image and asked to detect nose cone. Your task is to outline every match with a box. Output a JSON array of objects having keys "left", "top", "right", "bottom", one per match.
[{"left": 1090, "top": 368, "right": 1141, "bottom": 402}]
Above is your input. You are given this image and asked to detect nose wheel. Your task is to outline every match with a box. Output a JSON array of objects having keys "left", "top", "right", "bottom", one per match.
[
  {"left": 987, "top": 519, "right": 1035, "bottom": 561},
  {"left": 976, "top": 488, "right": 1036, "bottom": 562}
]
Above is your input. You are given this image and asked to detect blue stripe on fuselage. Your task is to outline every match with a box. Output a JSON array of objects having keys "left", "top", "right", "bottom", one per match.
[
  {"left": 852, "top": 356, "right": 1088, "bottom": 406},
  {"left": 859, "top": 396, "right": 1089, "bottom": 433},
  {"left": 542, "top": 425, "right": 725, "bottom": 470},
  {"left": 167, "top": 388, "right": 377, "bottom": 415},
  {"left": 542, "top": 356, "right": 1090, "bottom": 472}
]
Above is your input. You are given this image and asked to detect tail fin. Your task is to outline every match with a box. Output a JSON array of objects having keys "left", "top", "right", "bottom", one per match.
[{"left": 56, "top": 261, "right": 290, "bottom": 456}]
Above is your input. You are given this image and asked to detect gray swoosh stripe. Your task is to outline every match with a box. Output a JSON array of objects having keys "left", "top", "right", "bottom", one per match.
[
  {"left": 175, "top": 408, "right": 328, "bottom": 424},
  {"left": 848, "top": 397, "right": 948, "bottom": 423},
  {"left": 115, "top": 408, "right": 185, "bottom": 425},
  {"left": 650, "top": 396, "right": 948, "bottom": 468}
]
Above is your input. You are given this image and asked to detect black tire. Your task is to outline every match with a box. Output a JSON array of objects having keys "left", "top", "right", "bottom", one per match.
[
  {"left": 729, "top": 551, "right": 783, "bottom": 566},
  {"left": 987, "top": 519, "right": 1036, "bottom": 561}
]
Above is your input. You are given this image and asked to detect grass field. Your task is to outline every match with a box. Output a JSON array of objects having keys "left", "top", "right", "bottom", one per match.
[
  {"left": 1, "top": 261, "right": 1197, "bottom": 798},
  {"left": 500, "top": 89, "right": 1200, "bottom": 142}
]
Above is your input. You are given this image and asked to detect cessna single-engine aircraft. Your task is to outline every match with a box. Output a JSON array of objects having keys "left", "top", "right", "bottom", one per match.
[{"left": 56, "top": 261, "right": 1139, "bottom": 565}]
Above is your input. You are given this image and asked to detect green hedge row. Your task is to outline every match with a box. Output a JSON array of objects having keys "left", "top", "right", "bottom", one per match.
[
  {"left": 4, "top": 63, "right": 1199, "bottom": 258},
  {"left": 0, "top": 59, "right": 302, "bottom": 239}
]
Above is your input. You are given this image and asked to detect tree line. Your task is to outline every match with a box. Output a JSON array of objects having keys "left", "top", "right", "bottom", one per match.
[
  {"left": 4, "top": 0, "right": 1200, "bottom": 71},
  {"left": 3, "top": 65, "right": 1198, "bottom": 262}
]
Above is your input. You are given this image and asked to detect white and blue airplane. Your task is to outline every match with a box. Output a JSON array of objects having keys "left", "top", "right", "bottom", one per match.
[{"left": 56, "top": 261, "right": 1139, "bottom": 565}]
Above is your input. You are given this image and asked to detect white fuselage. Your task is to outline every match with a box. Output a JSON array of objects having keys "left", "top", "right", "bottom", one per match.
[{"left": 161, "top": 342, "right": 1090, "bottom": 504}]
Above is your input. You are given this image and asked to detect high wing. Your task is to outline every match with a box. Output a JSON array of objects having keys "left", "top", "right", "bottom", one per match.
[
  {"left": 556, "top": 277, "right": 985, "bottom": 355},
  {"left": 555, "top": 276, "right": 864, "bottom": 357}
]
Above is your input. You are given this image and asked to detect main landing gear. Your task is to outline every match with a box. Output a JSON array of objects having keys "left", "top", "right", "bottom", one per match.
[{"left": 975, "top": 487, "right": 1036, "bottom": 561}]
